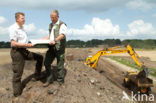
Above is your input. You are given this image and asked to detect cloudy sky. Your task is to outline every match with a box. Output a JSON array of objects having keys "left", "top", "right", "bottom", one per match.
[{"left": 0, "top": 0, "right": 156, "bottom": 41}]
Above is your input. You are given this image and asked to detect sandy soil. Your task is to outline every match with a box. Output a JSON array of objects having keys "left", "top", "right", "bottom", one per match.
[{"left": 0, "top": 48, "right": 155, "bottom": 103}]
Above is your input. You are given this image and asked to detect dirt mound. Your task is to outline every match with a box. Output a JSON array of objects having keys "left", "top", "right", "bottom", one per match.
[{"left": 0, "top": 48, "right": 135, "bottom": 103}]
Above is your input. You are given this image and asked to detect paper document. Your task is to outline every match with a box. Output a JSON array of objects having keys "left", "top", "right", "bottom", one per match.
[{"left": 30, "top": 39, "right": 50, "bottom": 45}]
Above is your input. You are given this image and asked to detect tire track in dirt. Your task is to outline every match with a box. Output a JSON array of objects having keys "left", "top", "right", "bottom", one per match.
[
  {"left": 97, "top": 58, "right": 130, "bottom": 93},
  {"left": 95, "top": 57, "right": 156, "bottom": 103}
]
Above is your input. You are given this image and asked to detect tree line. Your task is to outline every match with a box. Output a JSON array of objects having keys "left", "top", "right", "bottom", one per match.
[
  {"left": 66, "top": 39, "right": 156, "bottom": 49},
  {"left": 1, "top": 39, "right": 156, "bottom": 49}
]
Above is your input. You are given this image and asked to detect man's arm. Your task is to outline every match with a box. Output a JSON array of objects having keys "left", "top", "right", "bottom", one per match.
[
  {"left": 11, "top": 40, "right": 34, "bottom": 48},
  {"left": 55, "top": 23, "right": 66, "bottom": 41},
  {"left": 55, "top": 34, "right": 65, "bottom": 41},
  {"left": 49, "top": 34, "right": 64, "bottom": 45},
  {"left": 9, "top": 26, "right": 34, "bottom": 48},
  {"left": 49, "top": 23, "right": 67, "bottom": 45}
]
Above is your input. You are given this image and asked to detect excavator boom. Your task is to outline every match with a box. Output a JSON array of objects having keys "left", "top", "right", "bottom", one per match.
[{"left": 85, "top": 45, "right": 143, "bottom": 69}]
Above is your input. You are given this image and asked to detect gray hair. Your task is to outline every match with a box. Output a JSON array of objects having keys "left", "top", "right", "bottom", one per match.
[{"left": 50, "top": 9, "right": 59, "bottom": 16}]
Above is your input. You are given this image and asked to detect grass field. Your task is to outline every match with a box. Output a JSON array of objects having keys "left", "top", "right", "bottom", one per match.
[
  {"left": 107, "top": 50, "right": 156, "bottom": 61},
  {"left": 110, "top": 56, "right": 156, "bottom": 77}
]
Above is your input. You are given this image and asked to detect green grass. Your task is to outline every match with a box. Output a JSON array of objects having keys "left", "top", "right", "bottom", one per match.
[{"left": 109, "top": 56, "right": 156, "bottom": 77}]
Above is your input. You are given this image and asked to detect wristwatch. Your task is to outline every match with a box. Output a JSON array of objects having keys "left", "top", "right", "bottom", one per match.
[{"left": 54, "top": 39, "right": 57, "bottom": 42}]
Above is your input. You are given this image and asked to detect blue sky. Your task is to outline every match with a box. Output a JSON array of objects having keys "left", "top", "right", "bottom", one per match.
[{"left": 0, "top": 0, "right": 156, "bottom": 41}]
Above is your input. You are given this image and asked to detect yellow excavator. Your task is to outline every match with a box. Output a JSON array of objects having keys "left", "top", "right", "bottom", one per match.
[{"left": 84, "top": 44, "right": 153, "bottom": 94}]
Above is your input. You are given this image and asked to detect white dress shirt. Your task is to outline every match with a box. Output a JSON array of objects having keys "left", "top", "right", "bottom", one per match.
[
  {"left": 9, "top": 23, "right": 28, "bottom": 44},
  {"left": 50, "top": 20, "right": 67, "bottom": 41}
]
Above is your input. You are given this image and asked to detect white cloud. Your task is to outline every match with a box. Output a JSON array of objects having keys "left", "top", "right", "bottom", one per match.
[
  {"left": 24, "top": 23, "right": 48, "bottom": 39},
  {"left": 68, "top": 17, "right": 120, "bottom": 36},
  {"left": 0, "top": 27, "right": 8, "bottom": 35},
  {"left": 0, "top": 19, "right": 48, "bottom": 40},
  {"left": 126, "top": 0, "right": 155, "bottom": 11},
  {"left": 0, "top": 16, "right": 8, "bottom": 37},
  {"left": 152, "top": 13, "right": 156, "bottom": 18},
  {"left": 0, "top": 16, "right": 8, "bottom": 25},
  {"left": 24, "top": 23, "right": 36, "bottom": 33},
  {"left": 37, "top": 29, "right": 48, "bottom": 35},
  {"left": 67, "top": 18, "right": 156, "bottom": 40},
  {"left": 67, "top": 17, "right": 124, "bottom": 40},
  {"left": 127, "top": 20, "right": 156, "bottom": 36},
  {"left": 0, "top": 15, "right": 156, "bottom": 41}
]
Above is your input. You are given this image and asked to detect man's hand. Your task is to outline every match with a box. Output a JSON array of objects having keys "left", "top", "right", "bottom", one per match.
[
  {"left": 25, "top": 43, "right": 34, "bottom": 47},
  {"left": 49, "top": 40, "right": 55, "bottom": 45},
  {"left": 11, "top": 40, "right": 34, "bottom": 48}
]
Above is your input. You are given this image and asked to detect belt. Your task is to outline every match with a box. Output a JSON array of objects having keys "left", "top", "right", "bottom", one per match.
[
  {"left": 12, "top": 47, "right": 29, "bottom": 57},
  {"left": 12, "top": 47, "right": 27, "bottom": 53},
  {"left": 12, "top": 47, "right": 26, "bottom": 51}
]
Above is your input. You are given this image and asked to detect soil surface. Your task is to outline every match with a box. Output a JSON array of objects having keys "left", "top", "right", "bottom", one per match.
[{"left": 0, "top": 48, "right": 155, "bottom": 103}]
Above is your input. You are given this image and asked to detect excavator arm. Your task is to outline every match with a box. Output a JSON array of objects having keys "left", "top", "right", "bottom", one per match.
[
  {"left": 85, "top": 49, "right": 127, "bottom": 68},
  {"left": 85, "top": 45, "right": 144, "bottom": 70}
]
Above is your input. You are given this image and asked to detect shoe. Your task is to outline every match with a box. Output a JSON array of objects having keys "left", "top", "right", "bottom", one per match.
[
  {"left": 31, "top": 77, "right": 40, "bottom": 81},
  {"left": 13, "top": 93, "right": 21, "bottom": 97},
  {"left": 12, "top": 95, "right": 25, "bottom": 103},
  {"left": 31, "top": 77, "right": 37, "bottom": 81},
  {"left": 31, "top": 74, "right": 42, "bottom": 81},
  {"left": 57, "top": 81, "right": 64, "bottom": 86},
  {"left": 43, "top": 82, "right": 51, "bottom": 87},
  {"left": 57, "top": 79, "right": 64, "bottom": 85}
]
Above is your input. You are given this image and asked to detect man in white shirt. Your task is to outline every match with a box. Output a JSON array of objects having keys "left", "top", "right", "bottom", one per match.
[
  {"left": 9, "top": 12, "right": 43, "bottom": 97},
  {"left": 42, "top": 10, "right": 67, "bottom": 87}
]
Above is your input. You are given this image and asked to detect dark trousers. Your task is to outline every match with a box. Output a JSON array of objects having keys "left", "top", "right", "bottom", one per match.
[
  {"left": 44, "top": 46, "right": 65, "bottom": 83},
  {"left": 10, "top": 48, "right": 43, "bottom": 97}
]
